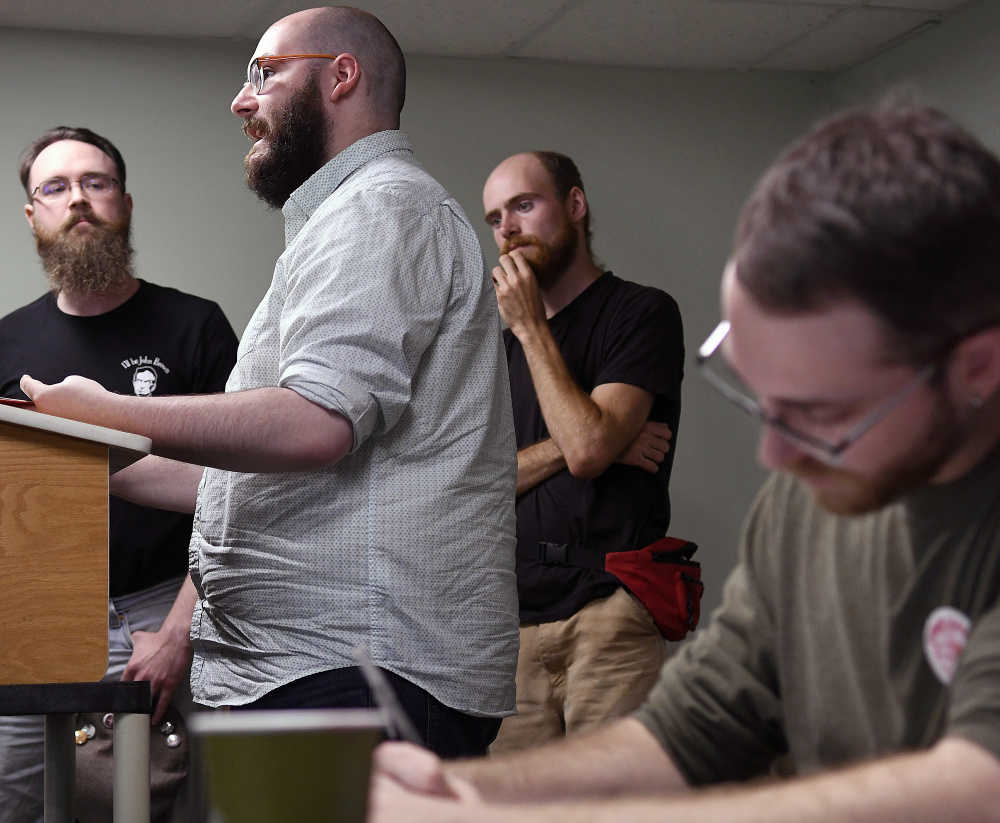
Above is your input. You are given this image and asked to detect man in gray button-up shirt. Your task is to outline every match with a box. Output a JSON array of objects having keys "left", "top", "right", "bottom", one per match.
[{"left": 23, "top": 6, "right": 518, "bottom": 756}]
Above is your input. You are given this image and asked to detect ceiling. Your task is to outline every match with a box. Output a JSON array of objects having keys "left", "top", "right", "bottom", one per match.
[{"left": 0, "top": 0, "right": 979, "bottom": 73}]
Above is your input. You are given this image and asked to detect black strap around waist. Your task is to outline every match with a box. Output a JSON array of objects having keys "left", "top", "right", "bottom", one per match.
[{"left": 515, "top": 539, "right": 608, "bottom": 572}]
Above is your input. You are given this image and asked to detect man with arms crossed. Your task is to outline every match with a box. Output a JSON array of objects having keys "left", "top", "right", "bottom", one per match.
[
  {"left": 373, "top": 102, "right": 1000, "bottom": 820},
  {"left": 0, "top": 127, "right": 238, "bottom": 822},
  {"left": 482, "top": 152, "right": 682, "bottom": 751},
  {"left": 21, "top": 7, "right": 518, "bottom": 757}
]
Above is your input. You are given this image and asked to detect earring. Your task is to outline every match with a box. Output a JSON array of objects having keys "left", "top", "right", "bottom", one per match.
[{"left": 971, "top": 395, "right": 985, "bottom": 409}]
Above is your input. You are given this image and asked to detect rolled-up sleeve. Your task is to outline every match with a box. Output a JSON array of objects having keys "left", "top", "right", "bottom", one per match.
[
  {"left": 276, "top": 188, "right": 454, "bottom": 452},
  {"left": 633, "top": 479, "right": 787, "bottom": 784}
]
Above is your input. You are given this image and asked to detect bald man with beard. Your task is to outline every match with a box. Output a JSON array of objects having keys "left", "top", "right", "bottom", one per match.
[
  {"left": 20, "top": 8, "right": 519, "bottom": 758},
  {"left": 481, "top": 151, "right": 684, "bottom": 752}
]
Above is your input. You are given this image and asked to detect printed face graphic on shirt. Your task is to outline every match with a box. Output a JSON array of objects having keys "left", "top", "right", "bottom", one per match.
[
  {"left": 132, "top": 367, "right": 158, "bottom": 396},
  {"left": 122, "top": 356, "right": 171, "bottom": 395}
]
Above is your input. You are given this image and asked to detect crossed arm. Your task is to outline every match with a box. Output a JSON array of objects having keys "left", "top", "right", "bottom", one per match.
[
  {"left": 514, "top": 384, "right": 672, "bottom": 496},
  {"left": 371, "top": 720, "right": 1000, "bottom": 823},
  {"left": 493, "top": 252, "right": 672, "bottom": 495}
]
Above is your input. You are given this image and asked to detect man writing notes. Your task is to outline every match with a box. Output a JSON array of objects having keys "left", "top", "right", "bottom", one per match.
[{"left": 374, "top": 102, "right": 1000, "bottom": 822}]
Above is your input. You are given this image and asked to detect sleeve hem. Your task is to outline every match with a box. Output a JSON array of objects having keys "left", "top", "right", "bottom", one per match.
[{"left": 280, "top": 369, "right": 377, "bottom": 452}]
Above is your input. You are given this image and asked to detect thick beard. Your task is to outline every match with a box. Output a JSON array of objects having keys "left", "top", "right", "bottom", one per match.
[
  {"left": 787, "top": 393, "right": 965, "bottom": 515},
  {"left": 502, "top": 216, "right": 579, "bottom": 289},
  {"left": 34, "top": 207, "right": 134, "bottom": 298},
  {"left": 243, "top": 69, "right": 329, "bottom": 209}
]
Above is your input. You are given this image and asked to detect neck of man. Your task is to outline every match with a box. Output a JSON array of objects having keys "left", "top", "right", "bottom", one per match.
[
  {"left": 324, "top": 116, "right": 397, "bottom": 164},
  {"left": 540, "top": 244, "right": 604, "bottom": 319},
  {"left": 930, "top": 393, "right": 1000, "bottom": 486},
  {"left": 56, "top": 276, "right": 140, "bottom": 317}
]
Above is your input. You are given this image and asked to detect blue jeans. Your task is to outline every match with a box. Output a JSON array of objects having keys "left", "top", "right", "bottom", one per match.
[
  {"left": 236, "top": 667, "right": 501, "bottom": 759},
  {"left": 0, "top": 576, "right": 193, "bottom": 823}
]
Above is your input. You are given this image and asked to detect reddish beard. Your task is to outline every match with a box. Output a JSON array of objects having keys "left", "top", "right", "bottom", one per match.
[
  {"left": 501, "top": 217, "right": 579, "bottom": 289},
  {"left": 785, "top": 393, "right": 965, "bottom": 515},
  {"left": 34, "top": 205, "right": 134, "bottom": 297}
]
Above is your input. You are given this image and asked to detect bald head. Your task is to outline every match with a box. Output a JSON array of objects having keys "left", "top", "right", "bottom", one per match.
[
  {"left": 498, "top": 150, "right": 594, "bottom": 256},
  {"left": 276, "top": 6, "right": 406, "bottom": 125}
]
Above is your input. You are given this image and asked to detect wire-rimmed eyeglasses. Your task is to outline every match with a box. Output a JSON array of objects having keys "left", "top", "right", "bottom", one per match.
[
  {"left": 696, "top": 320, "right": 936, "bottom": 466},
  {"left": 245, "top": 54, "right": 342, "bottom": 94},
  {"left": 31, "top": 174, "right": 123, "bottom": 204}
]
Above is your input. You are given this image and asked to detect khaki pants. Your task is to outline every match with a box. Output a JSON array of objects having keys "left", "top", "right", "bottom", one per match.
[{"left": 491, "top": 587, "right": 666, "bottom": 754}]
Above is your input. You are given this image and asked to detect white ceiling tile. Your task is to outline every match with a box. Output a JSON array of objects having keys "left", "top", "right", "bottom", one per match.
[
  {"left": 512, "top": 0, "right": 842, "bottom": 69},
  {"left": 769, "top": 0, "right": 864, "bottom": 5},
  {"left": 0, "top": 0, "right": 274, "bottom": 38},
  {"left": 757, "top": 6, "right": 937, "bottom": 71},
  {"left": 766, "top": 0, "right": 967, "bottom": 7},
  {"left": 867, "top": 0, "right": 971, "bottom": 10},
  {"left": 252, "top": 0, "right": 571, "bottom": 57},
  {"left": 0, "top": 0, "right": 977, "bottom": 71}
]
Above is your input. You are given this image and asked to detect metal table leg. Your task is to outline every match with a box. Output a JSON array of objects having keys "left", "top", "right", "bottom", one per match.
[
  {"left": 113, "top": 711, "right": 151, "bottom": 823},
  {"left": 43, "top": 713, "right": 75, "bottom": 823}
]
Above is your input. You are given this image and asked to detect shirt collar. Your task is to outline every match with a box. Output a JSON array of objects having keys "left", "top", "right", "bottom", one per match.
[
  {"left": 904, "top": 436, "right": 1000, "bottom": 547},
  {"left": 282, "top": 130, "right": 413, "bottom": 239}
]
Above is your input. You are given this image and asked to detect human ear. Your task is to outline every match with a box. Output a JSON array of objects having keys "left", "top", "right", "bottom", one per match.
[
  {"left": 567, "top": 187, "right": 588, "bottom": 223},
  {"left": 329, "top": 53, "right": 361, "bottom": 102},
  {"left": 948, "top": 327, "right": 1000, "bottom": 407}
]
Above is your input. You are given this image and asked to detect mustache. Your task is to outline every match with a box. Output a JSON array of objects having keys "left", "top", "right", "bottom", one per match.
[
  {"left": 501, "top": 233, "right": 541, "bottom": 256},
  {"left": 784, "top": 455, "right": 852, "bottom": 483},
  {"left": 61, "top": 205, "right": 108, "bottom": 232},
  {"left": 243, "top": 116, "right": 269, "bottom": 142}
]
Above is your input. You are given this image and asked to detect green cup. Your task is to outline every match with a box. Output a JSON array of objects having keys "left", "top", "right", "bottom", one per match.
[{"left": 190, "top": 708, "right": 384, "bottom": 823}]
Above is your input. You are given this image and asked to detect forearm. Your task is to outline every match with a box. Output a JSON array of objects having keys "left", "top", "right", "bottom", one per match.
[
  {"left": 462, "top": 738, "right": 1000, "bottom": 823},
  {"left": 449, "top": 718, "right": 686, "bottom": 803},
  {"left": 688, "top": 737, "right": 1000, "bottom": 823},
  {"left": 140, "top": 388, "right": 342, "bottom": 470},
  {"left": 517, "top": 439, "right": 567, "bottom": 495},
  {"left": 158, "top": 576, "right": 198, "bottom": 646},
  {"left": 110, "top": 455, "right": 203, "bottom": 513},
  {"left": 28, "top": 381, "right": 353, "bottom": 472},
  {"left": 516, "top": 325, "right": 650, "bottom": 478},
  {"left": 122, "top": 575, "right": 197, "bottom": 722},
  {"left": 517, "top": 325, "right": 615, "bottom": 476}
]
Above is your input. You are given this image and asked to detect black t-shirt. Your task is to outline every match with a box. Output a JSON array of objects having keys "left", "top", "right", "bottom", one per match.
[
  {"left": 506, "top": 272, "right": 684, "bottom": 623},
  {"left": 0, "top": 280, "right": 239, "bottom": 597}
]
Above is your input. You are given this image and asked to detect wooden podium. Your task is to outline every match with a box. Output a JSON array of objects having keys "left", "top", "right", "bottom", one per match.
[{"left": 0, "top": 402, "right": 154, "bottom": 823}]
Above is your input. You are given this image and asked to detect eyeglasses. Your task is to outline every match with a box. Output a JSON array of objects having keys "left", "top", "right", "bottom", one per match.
[
  {"left": 245, "top": 53, "right": 341, "bottom": 94},
  {"left": 31, "top": 173, "right": 123, "bottom": 203},
  {"left": 696, "top": 320, "right": 936, "bottom": 466}
]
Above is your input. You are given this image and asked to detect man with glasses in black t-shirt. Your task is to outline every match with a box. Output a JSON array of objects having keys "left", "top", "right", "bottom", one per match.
[
  {"left": 482, "top": 151, "right": 684, "bottom": 752},
  {"left": 0, "top": 127, "right": 238, "bottom": 823}
]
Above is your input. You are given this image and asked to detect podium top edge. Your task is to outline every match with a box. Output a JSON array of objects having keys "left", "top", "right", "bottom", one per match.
[{"left": 0, "top": 403, "right": 152, "bottom": 456}]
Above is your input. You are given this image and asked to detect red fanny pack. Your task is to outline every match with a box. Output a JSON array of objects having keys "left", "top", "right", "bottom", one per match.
[{"left": 604, "top": 537, "right": 704, "bottom": 641}]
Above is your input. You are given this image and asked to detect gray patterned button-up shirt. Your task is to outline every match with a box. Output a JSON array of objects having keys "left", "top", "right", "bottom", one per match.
[{"left": 188, "top": 131, "right": 519, "bottom": 715}]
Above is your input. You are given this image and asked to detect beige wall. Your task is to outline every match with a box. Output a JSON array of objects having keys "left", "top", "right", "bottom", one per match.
[
  {"left": 0, "top": 29, "right": 283, "bottom": 333},
  {"left": 830, "top": 0, "right": 1000, "bottom": 150},
  {"left": 404, "top": 56, "right": 827, "bottom": 614},
  {"left": 1, "top": 1, "right": 995, "bottom": 619}
]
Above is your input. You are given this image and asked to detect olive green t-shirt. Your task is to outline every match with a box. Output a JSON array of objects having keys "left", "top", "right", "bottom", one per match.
[{"left": 635, "top": 449, "right": 1000, "bottom": 784}]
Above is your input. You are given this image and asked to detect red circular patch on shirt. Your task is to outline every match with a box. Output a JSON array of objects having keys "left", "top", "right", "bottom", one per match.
[{"left": 923, "top": 606, "right": 971, "bottom": 685}]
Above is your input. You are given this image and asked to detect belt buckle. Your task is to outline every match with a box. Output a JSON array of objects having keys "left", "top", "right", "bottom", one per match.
[{"left": 540, "top": 542, "right": 569, "bottom": 565}]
